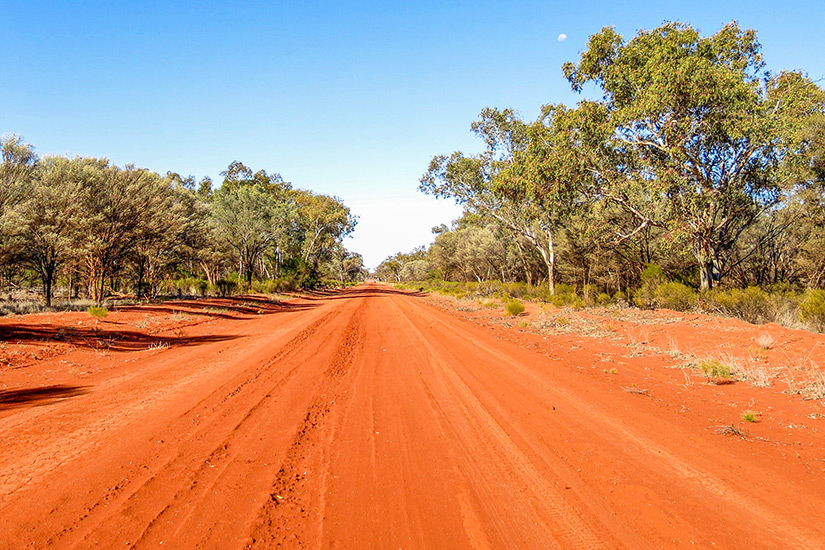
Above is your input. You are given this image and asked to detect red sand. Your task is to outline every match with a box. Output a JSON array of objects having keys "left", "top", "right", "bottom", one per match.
[{"left": 1, "top": 284, "right": 824, "bottom": 548}]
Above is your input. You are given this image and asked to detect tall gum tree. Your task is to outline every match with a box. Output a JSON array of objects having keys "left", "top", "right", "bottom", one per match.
[
  {"left": 563, "top": 21, "right": 825, "bottom": 289},
  {"left": 10, "top": 156, "right": 85, "bottom": 306},
  {"left": 421, "top": 107, "right": 588, "bottom": 293}
]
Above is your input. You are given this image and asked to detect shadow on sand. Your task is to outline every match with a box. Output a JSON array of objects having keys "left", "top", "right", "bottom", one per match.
[{"left": 0, "top": 384, "right": 90, "bottom": 411}]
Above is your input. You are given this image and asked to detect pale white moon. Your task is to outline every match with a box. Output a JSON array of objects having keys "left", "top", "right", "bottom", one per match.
[{"left": 558, "top": 33, "right": 568, "bottom": 42}]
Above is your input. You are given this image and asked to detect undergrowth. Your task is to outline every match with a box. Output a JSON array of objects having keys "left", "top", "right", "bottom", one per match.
[{"left": 398, "top": 278, "right": 825, "bottom": 334}]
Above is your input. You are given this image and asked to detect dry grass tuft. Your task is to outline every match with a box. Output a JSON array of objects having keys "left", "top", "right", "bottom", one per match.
[
  {"left": 714, "top": 424, "right": 747, "bottom": 437},
  {"left": 783, "top": 365, "right": 825, "bottom": 400},
  {"left": 756, "top": 333, "right": 775, "bottom": 350}
]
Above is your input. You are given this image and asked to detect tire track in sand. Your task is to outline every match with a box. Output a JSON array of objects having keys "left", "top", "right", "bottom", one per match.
[{"left": 246, "top": 297, "right": 366, "bottom": 549}]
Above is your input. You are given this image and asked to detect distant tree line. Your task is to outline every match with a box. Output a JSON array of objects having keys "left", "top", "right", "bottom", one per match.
[
  {"left": 0, "top": 137, "right": 364, "bottom": 306},
  {"left": 378, "top": 22, "right": 825, "bottom": 297}
]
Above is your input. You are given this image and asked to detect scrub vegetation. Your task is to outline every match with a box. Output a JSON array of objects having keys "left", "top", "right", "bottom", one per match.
[
  {"left": 0, "top": 142, "right": 365, "bottom": 308},
  {"left": 378, "top": 22, "right": 825, "bottom": 331}
]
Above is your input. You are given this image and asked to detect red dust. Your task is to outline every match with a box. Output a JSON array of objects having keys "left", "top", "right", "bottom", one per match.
[{"left": 1, "top": 285, "right": 824, "bottom": 548}]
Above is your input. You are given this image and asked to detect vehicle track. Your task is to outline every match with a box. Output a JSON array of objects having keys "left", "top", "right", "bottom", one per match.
[{"left": 1, "top": 284, "right": 824, "bottom": 549}]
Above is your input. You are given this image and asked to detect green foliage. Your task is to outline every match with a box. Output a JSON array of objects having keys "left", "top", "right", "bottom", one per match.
[
  {"left": 742, "top": 411, "right": 759, "bottom": 423},
  {"left": 505, "top": 299, "right": 525, "bottom": 316},
  {"left": 799, "top": 290, "right": 825, "bottom": 328},
  {"left": 174, "top": 278, "right": 209, "bottom": 297},
  {"left": 703, "top": 287, "right": 773, "bottom": 324},
  {"left": 87, "top": 305, "right": 109, "bottom": 320},
  {"left": 214, "top": 279, "right": 237, "bottom": 297},
  {"left": 280, "top": 257, "right": 320, "bottom": 289},
  {"left": 563, "top": 22, "right": 825, "bottom": 290},
  {"left": 654, "top": 282, "right": 697, "bottom": 311},
  {"left": 634, "top": 264, "right": 670, "bottom": 308},
  {"left": 595, "top": 292, "right": 613, "bottom": 306},
  {"left": 550, "top": 284, "right": 582, "bottom": 307},
  {"left": 640, "top": 264, "right": 666, "bottom": 285},
  {"left": 698, "top": 359, "right": 733, "bottom": 382}
]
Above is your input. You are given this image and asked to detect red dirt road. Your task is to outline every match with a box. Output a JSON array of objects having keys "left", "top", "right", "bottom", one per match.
[{"left": 1, "top": 284, "right": 824, "bottom": 549}]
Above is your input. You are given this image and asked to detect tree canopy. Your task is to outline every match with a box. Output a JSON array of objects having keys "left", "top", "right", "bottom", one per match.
[
  {"left": 0, "top": 138, "right": 363, "bottom": 305},
  {"left": 391, "top": 21, "right": 825, "bottom": 296}
]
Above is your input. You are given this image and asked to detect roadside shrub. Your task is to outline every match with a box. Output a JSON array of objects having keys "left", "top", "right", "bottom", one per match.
[
  {"left": 533, "top": 286, "right": 554, "bottom": 303},
  {"left": 581, "top": 284, "right": 599, "bottom": 307},
  {"left": 550, "top": 284, "right": 580, "bottom": 307},
  {"left": 87, "top": 305, "right": 109, "bottom": 320},
  {"left": 174, "top": 277, "right": 209, "bottom": 297},
  {"left": 477, "top": 280, "right": 498, "bottom": 297},
  {"left": 634, "top": 264, "right": 667, "bottom": 308},
  {"left": 703, "top": 287, "right": 772, "bottom": 324},
  {"left": 250, "top": 280, "right": 285, "bottom": 294},
  {"left": 799, "top": 290, "right": 825, "bottom": 330},
  {"left": 505, "top": 299, "right": 525, "bottom": 316},
  {"left": 654, "top": 282, "right": 697, "bottom": 311},
  {"left": 214, "top": 279, "right": 237, "bottom": 297},
  {"left": 504, "top": 282, "right": 528, "bottom": 299},
  {"left": 276, "top": 277, "right": 298, "bottom": 292},
  {"left": 596, "top": 292, "right": 613, "bottom": 306}
]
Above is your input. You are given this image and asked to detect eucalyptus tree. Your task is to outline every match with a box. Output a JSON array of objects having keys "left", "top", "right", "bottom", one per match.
[
  {"left": 421, "top": 107, "right": 589, "bottom": 292},
  {"left": 8, "top": 156, "right": 85, "bottom": 305},
  {"left": 0, "top": 135, "right": 38, "bottom": 273},
  {"left": 131, "top": 180, "right": 208, "bottom": 298},
  {"left": 0, "top": 134, "right": 37, "bottom": 217},
  {"left": 80, "top": 162, "right": 176, "bottom": 304},
  {"left": 563, "top": 21, "right": 825, "bottom": 289},
  {"left": 327, "top": 245, "right": 366, "bottom": 283},
  {"left": 210, "top": 182, "right": 293, "bottom": 286},
  {"left": 295, "top": 192, "right": 357, "bottom": 267}
]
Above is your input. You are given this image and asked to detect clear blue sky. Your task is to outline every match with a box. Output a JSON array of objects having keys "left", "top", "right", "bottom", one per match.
[{"left": 3, "top": 1, "right": 824, "bottom": 268}]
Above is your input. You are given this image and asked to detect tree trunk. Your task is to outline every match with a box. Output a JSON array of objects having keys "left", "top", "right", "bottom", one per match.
[
  {"left": 87, "top": 259, "right": 106, "bottom": 305},
  {"left": 42, "top": 269, "right": 53, "bottom": 308},
  {"left": 136, "top": 258, "right": 145, "bottom": 300},
  {"left": 535, "top": 229, "right": 556, "bottom": 295}
]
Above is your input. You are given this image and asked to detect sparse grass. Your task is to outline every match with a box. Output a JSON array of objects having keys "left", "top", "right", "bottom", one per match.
[
  {"left": 783, "top": 366, "right": 825, "bottom": 400},
  {"left": 731, "top": 357, "right": 774, "bottom": 388},
  {"left": 0, "top": 299, "right": 46, "bottom": 316},
  {"left": 756, "top": 333, "right": 775, "bottom": 350},
  {"left": 147, "top": 341, "right": 170, "bottom": 351},
  {"left": 715, "top": 424, "right": 747, "bottom": 437},
  {"left": 170, "top": 310, "right": 188, "bottom": 321},
  {"left": 742, "top": 410, "right": 759, "bottom": 423}
]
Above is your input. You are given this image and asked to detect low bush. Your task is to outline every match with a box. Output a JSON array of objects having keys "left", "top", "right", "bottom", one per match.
[
  {"left": 87, "top": 305, "right": 109, "bottom": 320},
  {"left": 702, "top": 287, "right": 773, "bottom": 324},
  {"left": 697, "top": 358, "right": 732, "bottom": 383},
  {"left": 654, "top": 282, "right": 697, "bottom": 311},
  {"left": 550, "top": 284, "right": 581, "bottom": 307},
  {"left": 505, "top": 299, "right": 525, "bottom": 316},
  {"left": 213, "top": 279, "right": 238, "bottom": 297},
  {"left": 174, "top": 277, "right": 209, "bottom": 297},
  {"left": 595, "top": 292, "right": 613, "bottom": 306},
  {"left": 799, "top": 289, "right": 825, "bottom": 329}
]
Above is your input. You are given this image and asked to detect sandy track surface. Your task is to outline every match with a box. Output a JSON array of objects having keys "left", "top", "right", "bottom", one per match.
[{"left": 1, "top": 284, "right": 824, "bottom": 549}]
